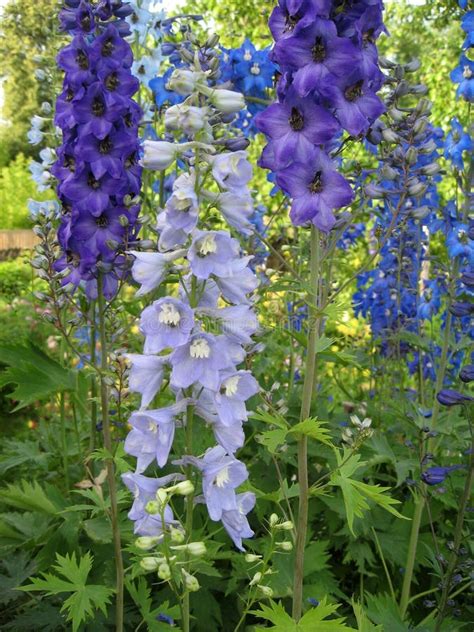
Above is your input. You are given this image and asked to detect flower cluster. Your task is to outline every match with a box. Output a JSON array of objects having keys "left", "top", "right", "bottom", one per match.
[
  {"left": 255, "top": 0, "right": 386, "bottom": 231},
  {"left": 451, "top": 3, "right": 473, "bottom": 102},
  {"left": 353, "top": 59, "right": 443, "bottom": 374},
  {"left": 122, "top": 31, "right": 260, "bottom": 553},
  {"left": 53, "top": 0, "right": 142, "bottom": 299},
  {"left": 220, "top": 38, "right": 275, "bottom": 136}
]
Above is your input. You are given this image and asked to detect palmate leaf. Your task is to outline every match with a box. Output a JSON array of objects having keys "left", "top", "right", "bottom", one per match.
[
  {"left": 330, "top": 451, "right": 407, "bottom": 535},
  {"left": 252, "top": 598, "right": 354, "bottom": 631},
  {"left": 0, "top": 343, "right": 78, "bottom": 411},
  {"left": 288, "top": 418, "right": 334, "bottom": 447},
  {"left": 19, "top": 552, "right": 113, "bottom": 632},
  {"left": 351, "top": 600, "right": 383, "bottom": 632}
]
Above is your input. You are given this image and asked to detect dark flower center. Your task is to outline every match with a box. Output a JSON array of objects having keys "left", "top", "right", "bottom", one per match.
[
  {"left": 124, "top": 113, "right": 133, "bottom": 128},
  {"left": 138, "top": 64, "right": 146, "bottom": 75},
  {"left": 125, "top": 152, "right": 137, "bottom": 168},
  {"left": 95, "top": 214, "right": 109, "bottom": 228},
  {"left": 102, "top": 37, "right": 115, "bottom": 57},
  {"left": 66, "top": 88, "right": 74, "bottom": 102},
  {"left": 309, "top": 171, "right": 324, "bottom": 193},
  {"left": 66, "top": 250, "right": 80, "bottom": 266},
  {"left": 284, "top": 12, "right": 299, "bottom": 33},
  {"left": 105, "top": 71, "right": 120, "bottom": 91},
  {"left": 344, "top": 80, "right": 364, "bottom": 102},
  {"left": 289, "top": 107, "right": 304, "bottom": 131},
  {"left": 311, "top": 37, "right": 326, "bottom": 62},
  {"left": 87, "top": 173, "right": 101, "bottom": 190},
  {"left": 76, "top": 50, "right": 89, "bottom": 70},
  {"left": 64, "top": 155, "right": 75, "bottom": 172},
  {"left": 99, "top": 137, "right": 113, "bottom": 154},
  {"left": 80, "top": 11, "right": 91, "bottom": 31},
  {"left": 131, "top": 12, "right": 139, "bottom": 23},
  {"left": 363, "top": 28, "right": 375, "bottom": 45},
  {"left": 92, "top": 96, "right": 105, "bottom": 116}
]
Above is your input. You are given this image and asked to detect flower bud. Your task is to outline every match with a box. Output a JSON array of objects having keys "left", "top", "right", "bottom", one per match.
[
  {"left": 277, "top": 541, "right": 293, "bottom": 551},
  {"left": 405, "top": 147, "right": 418, "bottom": 165},
  {"left": 408, "top": 181, "right": 428, "bottom": 197},
  {"left": 269, "top": 514, "right": 279, "bottom": 527},
  {"left": 165, "top": 104, "right": 208, "bottom": 134},
  {"left": 250, "top": 572, "right": 262, "bottom": 586},
  {"left": 210, "top": 89, "right": 245, "bottom": 113},
  {"left": 245, "top": 554, "right": 262, "bottom": 563},
  {"left": 411, "top": 206, "right": 431, "bottom": 220},
  {"left": 173, "top": 542, "right": 207, "bottom": 556},
  {"left": 365, "top": 183, "right": 387, "bottom": 199},
  {"left": 405, "top": 58, "right": 421, "bottom": 73},
  {"left": 119, "top": 214, "right": 129, "bottom": 227},
  {"left": 382, "top": 128, "right": 399, "bottom": 143},
  {"left": 258, "top": 585, "right": 274, "bottom": 597},
  {"left": 413, "top": 118, "right": 428, "bottom": 135},
  {"left": 275, "top": 521, "right": 294, "bottom": 531},
  {"left": 380, "top": 165, "right": 398, "bottom": 180},
  {"left": 140, "top": 557, "right": 161, "bottom": 571},
  {"left": 158, "top": 562, "right": 171, "bottom": 580},
  {"left": 167, "top": 480, "right": 195, "bottom": 496},
  {"left": 168, "top": 69, "right": 200, "bottom": 95},
  {"left": 145, "top": 500, "right": 160, "bottom": 515},
  {"left": 170, "top": 527, "right": 186, "bottom": 543},
  {"left": 141, "top": 140, "right": 178, "bottom": 171},
  {"left": 421, "top": 163, "right": 441, "bottom": 176},
  {"left": 182, "top": 569, "right": 200, "bottom": 592},
  {"left": 135, "top": 536, "right": 161, "bottom": 550}
]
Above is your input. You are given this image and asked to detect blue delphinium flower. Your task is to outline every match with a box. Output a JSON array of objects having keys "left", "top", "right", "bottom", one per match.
[{"left": 444, "top": 118, "right": 472, "bottom": 170}]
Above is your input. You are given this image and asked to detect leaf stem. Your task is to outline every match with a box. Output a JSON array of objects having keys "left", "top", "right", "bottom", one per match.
[{"left": 399, "top": 494, "right": 424, "bottom": 617}]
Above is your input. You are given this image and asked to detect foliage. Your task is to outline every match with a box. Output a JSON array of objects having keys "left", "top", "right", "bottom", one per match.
[{"left": 0, "top": 155, "right": 49, "bottom": 228}]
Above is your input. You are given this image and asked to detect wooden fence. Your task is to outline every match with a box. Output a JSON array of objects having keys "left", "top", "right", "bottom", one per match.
[{"left": 0, "top": 230, "right": 39, "bottom": 260}]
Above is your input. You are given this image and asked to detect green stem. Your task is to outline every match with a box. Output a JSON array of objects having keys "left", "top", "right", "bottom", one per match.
[
  {"left": 59, "top": 392, "right": 70, "bottom": 493},
  {"left": 89, "top": 301, "right": 98, "bottom": 454},
  {"left": 371, "top": 527, "right": 396, "bottom": 602},
  {"left": 97, "top": 277, "right": 124, "bottom": 632},
  {"left": 399, "top": 494, "right": 424, "bottom": 617},
  {"left": 434, "top": 426, "right": 474, "bottom": 632},
  {"left": 292, "top": 226, "right": 321, "bottom": 621},
  {"left": 182, "top": 402, "right": 195, "bottom": 632}
]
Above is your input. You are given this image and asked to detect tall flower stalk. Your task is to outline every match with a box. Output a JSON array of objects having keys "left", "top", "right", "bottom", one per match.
[
  {"left": 256, "top": 0, "right": 387, "bottom": 619},
  {"left": 121, "top": 25, "right": 261, "bottom": 629}
]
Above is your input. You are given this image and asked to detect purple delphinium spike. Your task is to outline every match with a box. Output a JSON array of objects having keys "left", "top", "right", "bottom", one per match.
[
  {"left": 256, "top": 0, "right": 386, "bottom": 231},
  {"left": 54, "top": 0, "right": 142, "bottom": 299}
]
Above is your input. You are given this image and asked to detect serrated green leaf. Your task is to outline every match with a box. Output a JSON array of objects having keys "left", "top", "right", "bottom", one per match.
[
  {"left": 252, "top": 598, "right": 354, "bottom": 631},
  {"left": 288, "top": 418, "right": 334, "bottom": 447},
  {"left": 250, "top": 408, "right": 289, "bottom": 429},
  {"left": 314, "top": 336, "right": 336, "bottom": 353},
  {"left": 331, "top": 451, "right": 407, "bottom": 535},
  {"left": 351, "top": 600, "right": 383, "bottom": 632},
  {"left": 257, "top": 428, "right": 288, "bottom": 454},
  {"left": 19, "top": 552, "right": 113, "bottom": 632}
]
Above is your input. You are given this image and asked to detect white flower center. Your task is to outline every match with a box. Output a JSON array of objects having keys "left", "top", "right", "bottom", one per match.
[
  {"left": 190, "top": 338, "right": 211, "bottom": 359},
  {"left": 148, "top": 421, "right": 158, "bottom": 433},
  {"left": 224, "top": 375, "right": 240, "bottom": 397},
  {"left": 250, "top": 63, "right": 260, "bottom": 75},
  {"left": 215, "top": 466, "right": 230, "bottom": 487},
  {"left": 463, "top": 65, "right": 472, "bottom": 79},
  {"left": 244, "top": 50, "right": 252, "bottom": 61},
  {"left": 199, "top": 234, "right": 217, "bottom": 256},
  {"left": 159, "top": 302, "right": 181, "bottom": 327}
]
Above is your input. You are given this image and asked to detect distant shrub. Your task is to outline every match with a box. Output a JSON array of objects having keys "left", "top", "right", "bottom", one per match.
[{"left": 0, "top": 256, "right": 33, "bottom": 300}]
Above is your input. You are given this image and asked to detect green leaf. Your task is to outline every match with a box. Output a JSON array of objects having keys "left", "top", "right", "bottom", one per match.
[
  {"left": 0, "top": 480, "right": 60, "bottom": 514},
  {"left": 331, "top": 451, "right": 407, "bottom": 536},
  {"left": 314, "top": 336, "right": 336, "bottom": 353},
  {"left": 19, "top": 552, "right": 113, "bottom": 632},
  {"left": 0, "top": 343, "right": 79, "bottom": 411},
  {"left": 288, "top": 418, "right": 334, "bottom": 447},
  {"left": 351, "top": 600, "right": 383, "bottom": 632},
  {"left": 252, "top": 598, "right": 354, "bottom": 631},
  {"left": 83, "top": 516, "right": 112, "bottom": 543},
  {"left": 257, "top": 428, "right": 288, "bottom": 454},
  {"left": 250, "top": 408, "right": 289, "bottom": 429}
]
